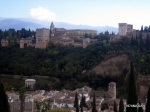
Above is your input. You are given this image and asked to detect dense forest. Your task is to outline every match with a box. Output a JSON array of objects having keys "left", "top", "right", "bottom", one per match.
[
  {"left": 0, "top": 28, "right": 35, "bottom": 39},
  {"left": 0, "top": 28, "right": 150, "bottom": 98},
  {"left": 0, "top": 28, "right": 35, "bottom": 46}
]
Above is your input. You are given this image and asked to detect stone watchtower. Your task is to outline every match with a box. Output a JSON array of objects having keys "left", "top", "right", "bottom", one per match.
[
  {"left": 36, "top": 28, "right": 50, "bottom": 49},
  {"left": 20, "top": 38, "right": 25, "bottom": 48},
  {"left": 50, "top": 22, "right": 55, "bottom": 37},
  {"left": 108, "top": 82, "right": 116, "bottom": 99}
]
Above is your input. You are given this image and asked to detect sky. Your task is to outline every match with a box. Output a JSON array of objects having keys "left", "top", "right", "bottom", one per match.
[{"left": 1, "top": 0, "right": 150, "bottom": 29}]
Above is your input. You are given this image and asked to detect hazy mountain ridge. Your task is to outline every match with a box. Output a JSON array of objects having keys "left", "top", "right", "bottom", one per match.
[
  {"left": 0, "top": 18, "right": 118, "bottom": 33},
  {"left": 0, "top": 19, "right": 42, "bottom": 30}
]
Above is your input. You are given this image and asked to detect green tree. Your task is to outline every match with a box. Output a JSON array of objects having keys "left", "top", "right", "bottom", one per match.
[
  {"left": 85, "top": 33, "right": 88, "bottom": 38},
  {"left": 47, "top": 100, "right": 52, "bottom": 111},
  {"left": 138, "top": 100, "right": 143, "bottom": 112},
  {"left": 35, "top": 101, "right": 40, "bottom": 112},
  {"left": 131, "top": 35, "right": 134, "bottom": 46},
  {"left": 113, "top": 100, "right": 117, "bottom": 112},
  {"left": 82, "top": 96, "right": 88, "bottom": 108},
  {"left": 145, "top": 86, "right": 150, "bottom": 112},
  {"left": 92, "top": 92, "right": 97, "bottom": 112},
  {"left": 101, "top": 103, "right": 108, "bottom": 111},
  {"left": 80, "top": 93, "right": 83, "bottom": 112},
  {"left": 19, "top": 87, "right": 26, "bottom": 112},
  {"left": 74, "top": 92, "right": 79, "bottom": 112},
  {"left": 80, "top": 100, "right": 83, "bottom": 112},
  {"left": 141, "top": 25, "right": 143, "bottom": 32},
  {"left": 13, "top": 35, "right": 18, "bottom": 45},
  {"left": 126, "top": 61, "right": 138, "bottom": 112},
  {"left": 42, "top": 101, "right": 51, "bottom": 112},
  {"left": 145, "top": 35, "right": 150, "bottom": 49},
  {"left": 119, "top": 99, "right": 124, "bottom": 112},
  {"left": 17, "top": 30, "right": 21, "bottom": 39},
  {"left": 0, "top": 81, "right": 10, "bottom": 112}
]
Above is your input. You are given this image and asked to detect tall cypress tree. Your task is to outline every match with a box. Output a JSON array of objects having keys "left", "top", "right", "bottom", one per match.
[
  {"left": 74, "top": 92, "right": 79, "bottom": 112},
  {"left": 126, "top": 61, "right": 138, "bottom": 112},
  {"left": 113, "top": 100, "right": 117, "bottom": 112},
  {"left": 80, "top": 101, "right": 83, "bottom": 112},
  {"left": 139, "top": 32, "right": 143, "bottom": 50},
  {"left": 138, "top": 100, "right": 143, "bottom": 112},
  {"left": 141, "top": 25, "right": 143, "bottom": 32},
  {"left": 145, "top": 86, "right": 150, "bottom": 112},
  {"left": 80, "top": 93, "right": 84, "bottom": 112},
  {"left": 92, "top": 92, "right": 97, "bottom": 112},
  {"left": 131, "top": 35, "right": 134, "bottom": 46},
  {"left": 82, "top": 96, "right": 88, "bottom": 108},
  {"left": 80, "top": 94, "right": 83, "bottom": 112},
  {"left": 19, "top": 87, "right": 26, "bottom": 112},
  {"left": 119, "top": 99, "right": 124, "bottom": 112},
  {"left": 0, "top": 81, "right": 10, "bottom": 112},
  {"left": 135, "top": 35, "right": 138, "bottom": 46},
  {"left": 145, "top": 35, "right": 150, "bottom": 49}
]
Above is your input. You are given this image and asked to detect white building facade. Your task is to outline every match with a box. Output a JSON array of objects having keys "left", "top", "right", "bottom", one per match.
[{"left": 25, "top": 79, "right": 36, "bottom": 90}]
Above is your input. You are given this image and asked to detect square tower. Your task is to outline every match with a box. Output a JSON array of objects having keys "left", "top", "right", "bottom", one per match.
[
  {"left": 36, "top": 28, "right": 50, "bottom": 48},
  {"left": 108, "top": 82, "right": 116, "bottom": 99},
  {"left": 127, "top": 24, "right": 133, "bottom": 32},
  {"left": 119, "top": 23, "right": 127, "bottom": 36}
]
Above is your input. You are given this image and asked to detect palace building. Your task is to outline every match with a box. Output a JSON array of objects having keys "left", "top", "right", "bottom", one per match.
[{"left": 35, "top": 22, "right": 97, "bottom": 48}]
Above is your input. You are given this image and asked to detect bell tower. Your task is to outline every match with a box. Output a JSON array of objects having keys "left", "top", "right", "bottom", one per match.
[
  {"left": 50, "top": 22, "right": 55, "bottom": 37},
  {"left": 108, "top": 82, "right": 116, "bottom": 99}
]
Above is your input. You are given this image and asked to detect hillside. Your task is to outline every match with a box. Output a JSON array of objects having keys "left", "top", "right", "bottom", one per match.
[
  {"left": 0, "top": 37, "right": 149, "bottom": 94},
  {"left": 91, "top": 54, "right": 130, "bottom": 76},
  {"left": 89, "top": 53, "right": 150, "bottom": 99}
]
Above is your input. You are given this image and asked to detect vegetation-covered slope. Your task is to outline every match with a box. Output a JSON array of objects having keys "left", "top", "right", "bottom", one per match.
[
  {"left": 0, "top": 37, "right": 149, "bottom": 94},
  {"left": 92, "top": 54, "right": 130, "bottom": 76}
]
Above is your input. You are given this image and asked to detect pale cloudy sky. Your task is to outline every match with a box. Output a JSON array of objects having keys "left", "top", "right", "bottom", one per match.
[{"left": 1, "top": 0, "right": 150, "bottom": 29}]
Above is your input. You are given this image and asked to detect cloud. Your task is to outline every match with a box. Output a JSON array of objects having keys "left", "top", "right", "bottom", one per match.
[{"left": 29, "top": 6, "right": 56, "bottom": 21}]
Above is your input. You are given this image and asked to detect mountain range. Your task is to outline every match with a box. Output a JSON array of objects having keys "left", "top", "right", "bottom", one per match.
[{"left": 0, "top": 18, "right": 118, "bottom": 34}]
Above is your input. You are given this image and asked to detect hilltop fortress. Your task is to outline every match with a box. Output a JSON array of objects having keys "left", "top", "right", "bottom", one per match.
[
  {"left": 18, "top": 23, "right": 150, "bottom": 49},
  {"left": 1, "top": 22, "right": 150, "bottom": 49},
  {"left": 34, "top": 22, "right": 97, "bottom": 49}
]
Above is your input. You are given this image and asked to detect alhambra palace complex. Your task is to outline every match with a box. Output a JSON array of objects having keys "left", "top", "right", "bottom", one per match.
[
  {"left": 1, "top": 22, "right": 150, "bottom": 48},
  {"left": 1, "top": 23, "right": 149, "bottom": 111},
  {"left": 35, "top": 22, "right": 97, "bottom": 49}
]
